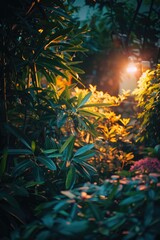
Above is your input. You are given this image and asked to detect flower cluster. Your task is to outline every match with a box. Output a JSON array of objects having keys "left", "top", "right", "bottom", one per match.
[{"left": 130, "top": 157, "right": 160, "bottom": 173}]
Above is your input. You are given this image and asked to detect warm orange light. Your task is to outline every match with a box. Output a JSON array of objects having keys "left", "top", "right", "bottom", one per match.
[{"left": 126, "top": 64, "right": 137, "bottom": 73}]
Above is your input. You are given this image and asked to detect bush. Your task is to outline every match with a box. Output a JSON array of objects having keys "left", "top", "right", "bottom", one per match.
[
  {"left": 130, "top": 157, "right": 160, "bottom": 173},
  {"left": 133, "top": 65, "right": 160, "bottom": 147},
  {"left": 73, "top": 85, "right": 135, "bottom": 176},
  {"left": 12, "top": 172, "right": 160, "bottom": 240}
]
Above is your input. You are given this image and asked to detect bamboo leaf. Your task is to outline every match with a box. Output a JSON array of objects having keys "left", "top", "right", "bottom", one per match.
[
  {"left": 5, "top": 124, "right": 31, "bottom": 150},
  {"left": 37, "top": 156, "right": 57, "bottom": 170},
  {"left": 0, "top": 149, "right": 8, "bottom": 177},
  {"left": 65, "top": 165, "right": 76, "bottom": 189},
  {"left": 79, "top": 103, "right": 114, "bottom": 108},
  {"left": 119, "top": 193, "right": 145, "bottom": 206},
  {"left": 77, "top": 92, "right": 92, "bottom": 108},
  {"left": 60, "top": 135, "right": 75, "bottom": 153},
  {"left": 42, "top": 149, "right": 58, "bottom": 154},
  {"left": 79, "top": 109, "right": 104, "bottom": 118},
  {"left": 74, "top": 144, "right": 94, "bottom": 157},
  {"left": 13, "top": 160, "right": 33, "bottom": 177},
  {"left": 8, "top": 149, "right": 33, "bottom": 155}
]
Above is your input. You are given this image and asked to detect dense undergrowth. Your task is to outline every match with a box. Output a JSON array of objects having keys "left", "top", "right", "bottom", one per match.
[
  {"left": 0, "top": 1, "right": 160, "bottom": 239},
  {"left": 1, "top": 66, "right": 160, "bottom": 240}
]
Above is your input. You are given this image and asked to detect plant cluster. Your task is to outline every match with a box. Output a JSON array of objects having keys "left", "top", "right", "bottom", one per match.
[
  {"left": 72, "top": 85, "right": 134, "bottom": 176},
  {"left": 11, "top": 172, "right": 160, "bottom": 240},
  {"left": 133, "top": 65, "right": 160, "bottom": 147},
  {"left": 0, "top": 1, "right": 160, "bottom": 239},
  {"left": 130, "top": 157, "right": 160, "bottom": 173}
]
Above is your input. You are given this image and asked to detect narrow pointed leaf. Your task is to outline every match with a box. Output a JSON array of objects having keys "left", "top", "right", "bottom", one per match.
[
  {"left": 74, "top": 144, "right": 94, "bottom": 157},
  {"left": 8, "top": 149, "right": 33, "bottom": 155},
  {"left": 119, "top": 193, "right": 145, "bottom": 206},
  {"left": 60, "top": 135, "right": 75, "bottom": 153},
  {"left": 37, "top": 156, "right": 57, "bottom": 170},
  {"left": 77, "top": 92, "right": 92, "bottom": 108},
  {"left": 0, "top": 150, "right": 8, "bottom": 177},
  {"left": 13, "top": 160, "right": 33, "bottom": 177},
  {"left": 79, "top": 103, "right": 115, "bottom": 108},
  {"left": 5, "top": 124, "right": 31, "bottom": 149},
  {"left": 65, "top": 165, "right": 76, "bottom": 189}
]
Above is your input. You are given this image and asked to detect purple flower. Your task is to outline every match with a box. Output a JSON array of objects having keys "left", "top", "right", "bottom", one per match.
[{"left": 130, "top": 157, "right": 160, "bottom": 173}]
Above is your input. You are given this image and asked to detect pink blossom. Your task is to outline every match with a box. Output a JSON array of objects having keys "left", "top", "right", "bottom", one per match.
[{"left": 130, "top": 157, "right": 160, "bottom": 173}]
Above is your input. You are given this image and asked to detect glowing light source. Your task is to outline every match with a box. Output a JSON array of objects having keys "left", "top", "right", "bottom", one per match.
[{"left": 126, "top": 64, "right": 137, "bottom": 73}]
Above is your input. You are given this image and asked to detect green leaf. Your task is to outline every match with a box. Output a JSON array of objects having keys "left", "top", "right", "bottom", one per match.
[
  {"left": 79, "top": 103, "right": 114, "bottom": 108},
  {"left": 23, "top": 225, "right": 38, "bottom": 239},
  {"left": 0, "top": 149, "right": 8, "bottom": 177},
  {"left": 119, "top": 193, "right": 145, "bottom": 206},
  {"left": 70, "top": 203, "right": 78, "bottom": 220},
  {"left": 37, "top": 61, "right": 67, "bottom": 79},
  {"left": 74, "top": 144, "right": 94, "bottom": 157},
  {"left": 65, "top": 165, "right": 76, "bottom": 189},
  {"left": 42, "top": 214, "right": 54, "bottom": 228},
  {"left": 81, "top": 162, "right": 97, "bottom": 175},
  {"left": 32, "top": 167, "right": 44, "bottom": 182},
  {"left": 54, "top": 200, "right": 69, "bottom": 212},
  {"left": 13, "top": 160, "right": 33, "bottom": 177},
  {"left": 8, "top": 149, "right": 33, "bottom": 155},
  {"left": 77, "top": 92, "right": 92, "bottom": 108},
  {"left": 57, "top": 113, "right": 68, "bottom": 128},
  {"left": 0, "top": 192, "right": 25, "bottom": 222},
  {"left": 73, "top": 151, "right": 95, "bottom": 162},
  {"left": 69, "top": 66, "right": 85, "bottom": 74},
  {"left": 144, "top": 202, "right": 154, "bottom": 227},
  {"left": 42, "top": 149, "right": 58, "bottom": 154},
  {"left": 77, "top": 92, "right": 83, "bottom": 106},
  {"left": 0, "top": 192, "right": 19, "bottom": 208},
  {"left": 0, "top": 203, "right": 25, "bottom": 224},
  {"left": 37, "top": 156, "right": 57, "bottom": 170},
  {"left": 26, "top": 181, "right": 44, "bottom": 188},
  {"left": 58, "top": 220, "right": 88, "bottom": 236},
  {"left": 106, "top": 213, "right": 126, "bottom": 230},
  {"left": 88, "top": 202, "right": 101, "bottom": 221},
  {"left": 5, "top": 124, "right": 31, "bottom": 149},
  {"left": 74, "top": 163, "right": 91, "bottom": 180},
  {"left": 35, "top": 230, "right": 50, "bottom": 240},
  {"left": 31, "top": 141, "right": 36, "bottom": 152},
  {"left": 79, "top": 109, "right": 104, "bottom": 118},
  {"left": 60, "top": 135, "right": 75, "bottom": 153},
  {"left": 47, "top": 153, "right": 62, "bottom": 158}
]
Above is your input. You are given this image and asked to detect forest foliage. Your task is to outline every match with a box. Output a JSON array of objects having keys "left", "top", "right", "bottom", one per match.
[{"left": 0, "top": 1, "right": 160, "bottom": 239}]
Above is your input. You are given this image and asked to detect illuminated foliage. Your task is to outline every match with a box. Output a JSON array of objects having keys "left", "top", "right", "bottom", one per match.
[
  {"left": 133, "top": 64, "right": 160, "bottom": 146},
  {"left": 72, "top": 85, "right": 134, "bottom": 174}
]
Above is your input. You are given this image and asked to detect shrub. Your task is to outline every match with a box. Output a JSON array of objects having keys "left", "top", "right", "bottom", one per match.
[
  {"left": 11, "top": 172, "right": 160, "bottom": 240},
  {"left": 133, "top": 64, "right": 160, "bottom": 147},
  {"left": 72, "top": 85, "right": 135, "bottom": 176},
  {"left": 130, "top": 157, "right": 160, "bottom": 173}
]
